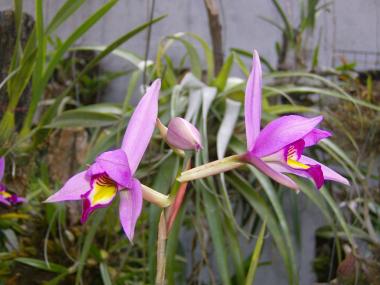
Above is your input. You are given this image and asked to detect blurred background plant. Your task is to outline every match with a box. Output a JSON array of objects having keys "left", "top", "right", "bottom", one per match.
[{"left": 0, "top": 0, "right": 380, "bottom": 285}]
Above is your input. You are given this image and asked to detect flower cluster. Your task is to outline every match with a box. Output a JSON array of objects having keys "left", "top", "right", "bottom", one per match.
[{"left": 44, "top": 50, "right": 349, "bottom": 241}]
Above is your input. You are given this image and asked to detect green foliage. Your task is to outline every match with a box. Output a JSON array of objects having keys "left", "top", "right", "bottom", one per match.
[{"left": 1, "top": 2, "right": 379, "bottom": 285}]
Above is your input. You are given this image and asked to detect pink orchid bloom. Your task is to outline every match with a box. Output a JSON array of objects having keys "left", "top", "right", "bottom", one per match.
[
  {"left": 243, "top": 50, "right": 349, "bottom": 190},
  {"left": 45, "top": 79, "right": 161, "bottom": 241},
  {"left": 0, "top": 157, "right": 26, "bottom": 206}
]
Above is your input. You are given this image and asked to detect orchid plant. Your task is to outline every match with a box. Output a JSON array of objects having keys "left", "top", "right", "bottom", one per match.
[
  {"left": 0, "top": 157, "right": 25, "bottom": 206},
  {"left": 45, "top": 80, "right": 171, "bottom": 241},
  {"left": 179, "top": 50, "right": 349, "bottom": 190}
]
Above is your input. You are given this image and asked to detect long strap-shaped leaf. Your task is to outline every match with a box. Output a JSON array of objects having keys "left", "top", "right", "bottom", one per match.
[
  {"left": 22, "top": 0, "right": 119, "bottom": 133},
  {"left": 245, "top": 221, "right": 267, "bottom": 285}
]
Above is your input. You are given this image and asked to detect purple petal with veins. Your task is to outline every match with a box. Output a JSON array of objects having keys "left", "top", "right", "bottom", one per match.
[
  {"left": 0, "top": 195, "right": 11, "bottom": 206},
  {"left": 45, "top": 171, "right": 90, "bottom": 203},
  {"left": 119, "top": 178, "right": 143, "bottom": 241},
  {"left": 245, "top": 153, "right": 299, "bottom": 190},
  {"left": 299, "top": 155, "right": 350, "bottom": 185},
  {"left": 122, "top": 79, "right": 161, "bottom": 174},
  {"left": 245, "top": 50, "right": 262, "bottom": 151},
  {"left": 252, "top": 115, "right": 323, "bottom": 157},
  {"left": 0, "top": 157, "right": 4, "bottom": 181},
  {"left": 303, "top": 129, "right": 331, "bottom": 147},
  {"left": 95, "top": 149, "right": 132, "bottom": 188}
]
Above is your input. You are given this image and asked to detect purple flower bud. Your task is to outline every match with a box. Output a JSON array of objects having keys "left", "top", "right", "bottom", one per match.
[{"left": 167, "top": 117, "right": 202, "bottom": 151}]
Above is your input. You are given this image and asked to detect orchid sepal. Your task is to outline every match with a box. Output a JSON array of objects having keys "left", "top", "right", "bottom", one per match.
[{"left": 177, "top": 154, "right": 245, "bottom": 182}]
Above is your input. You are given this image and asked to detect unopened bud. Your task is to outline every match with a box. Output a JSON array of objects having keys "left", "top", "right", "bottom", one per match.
[{"left": 167, "top": 117, "right": 202, "bottom": 151}]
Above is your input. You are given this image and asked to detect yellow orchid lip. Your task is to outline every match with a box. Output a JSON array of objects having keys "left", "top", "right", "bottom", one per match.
[
  {"left": 287, "top": 159, "right": 310, "bottom": 170},
  {"left": 0, "top": 191, "right": 12, "bottom": 199}
]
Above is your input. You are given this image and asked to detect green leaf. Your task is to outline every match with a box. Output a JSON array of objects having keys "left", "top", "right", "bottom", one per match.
[
  {"left": 148, "top": 155, "right": 178, "bottom": 284},
  {"left": 23, "top": 0, "right": 119, "bottom": 132},
  {"left": 167, "top": 35, "right": 202, "bottom": 79},
  {"left": 31, "top": 15, "right": 165, "bottom": 143},
  {"left": 15, "top": 257, "right": 67, "bottom": 274},
  {"left": 320, "top": 188, "right": 355, "bottom": 246},
  {"left": 186, "top": 32, "right": 215, "bottom": 83},
  {"left": 245, "top": 221, "right": 266, "bottom": 285},
  {"left": 270, "top": 0, "right": 294, "bottom": 42},
  {"left": 230, "top": 48, "right": 275, "bottom": 72},
  {"left": 265, "top": 104, "right": 316, "bottom": 115},
  {"left": 266, "top": 72, "right": 380, "bottom": 111},
  {"left": 212, "top": 53, "right": 234, "bottom": 91},
  {"left": 99, "top": 263, "right": 112, "bottom": 285},
  {"left": 75, "top": 209, "right": 107, "bottom": 284},
  {"left": 123, "top": 70, "right": 143, "bottom": 111},
  {"left": 72, "top": 46, "right": 147, "bottom": 70},
  {"left": 45, "top": 0, "right": 86, "bottom": 35},
  {"left": 201, "top": 183, "right": 231, "bottom": 285},
  {"left": 46, "top": 109, "right": 120, "bottom": 128},
  {"left": 249, "top": 166, "right": 298, "bottom": 283},
  {"left": 217, "top": 99, "right": 241, "bottom": 159},
  {"left": 227, "top": 172, "right": 297, "bottom": 285},
  {"left": 166, "top": 199, "right": 187, "bottom": 285}
]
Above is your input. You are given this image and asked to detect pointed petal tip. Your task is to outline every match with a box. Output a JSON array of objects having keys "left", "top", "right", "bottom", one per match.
[
  {"left": 44, "top": 171, "right": 90, "bottom": 203},
  {"left": 253, "top": 49, "right": 260, "bottom": 59},
  {"left": 119, "top": 179, "right": 143, "bottom": 242},
  {"left": 245, "top": 49, "right": 263, "bottom": 151},
  {"left": 122, "top": 79, "right": 161, "bottom": 174}
]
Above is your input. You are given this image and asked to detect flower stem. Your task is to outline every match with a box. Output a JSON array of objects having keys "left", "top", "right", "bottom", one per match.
[
  {"left": 141, "top": 184, "right": 172, "bottom": 208},
  {"left": 177, "top": 154, "right": 245, "bottom": 182},
  {"left": 155, "top": 211, "right": 167, "bottom": 285}
]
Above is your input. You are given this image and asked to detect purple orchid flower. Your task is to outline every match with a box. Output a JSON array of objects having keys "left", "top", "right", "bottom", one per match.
[
  {"left": 0, "top": 157, "right": 26, "bottom": 206},
  {"left": 45, "top": 79, "right": 161, "bottom": 241},
  {"left": 242, "top": 50, "right": 349, "bottom": 190},
  {"left": 178, "top": 51, "right": 349, "bottom": 190}
]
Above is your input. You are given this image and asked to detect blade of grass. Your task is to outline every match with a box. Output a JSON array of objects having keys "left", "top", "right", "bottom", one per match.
[
  {"left": 75, "top": 209, "right": 107, "bottom": 285},
  {"left": 245, "top": 221, "right": 267, "bottom": 285},
  {"left": 22, "top": 0, "right": 119, "bottom": 133},
  {"left": 99, "top": 262, "right": 112, "bottom": 285}
]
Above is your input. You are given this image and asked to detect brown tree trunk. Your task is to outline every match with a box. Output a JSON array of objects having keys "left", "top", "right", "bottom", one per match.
[
  {"left": 204, "top": 0, "right": 224, "bottom": 75},
  {"left": 0, "top": 10, "right": 34, "bottom": 128}
]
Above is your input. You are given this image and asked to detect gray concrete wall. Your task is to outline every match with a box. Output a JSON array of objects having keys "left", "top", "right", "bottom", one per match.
[{"left": 1, "top": 0, "right": 379, "bottom": 101}]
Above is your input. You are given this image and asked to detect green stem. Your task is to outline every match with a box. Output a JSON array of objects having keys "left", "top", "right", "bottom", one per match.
[
  {"left": 141, "top": 184, "right": 172, "bottom": 208},
  {"left": 177, "top": 154, "right": 245, "bottom": 182}
]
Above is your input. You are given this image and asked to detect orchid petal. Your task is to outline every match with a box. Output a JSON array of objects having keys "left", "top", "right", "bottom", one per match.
[
  {"left": 95, "top": 149, "right": 132, "bottom": 188},
  {"left": 81, "top": 175, "right": 118, "bottom": 223},
  {"left": 119, "top": 178, "right": 143, "bottom": 241},
  {"left": 246, "top": 154, "right": 299, "bottom": 190},
  {"left": 121, "top": 79, "right": 161, "bottom": 174},
  {"left": 86, "top": 162, "right": 104, "bottom": 178},
  {"left": 0, "top": 195, "right": 11, "bottom": 206},
  {"left": 305, "top": 164, "right": 324, "bottom": 189},
  {"left": 252, "top": 115, "right": 323, "bottom": 157},
  {"left": 300, "top": 155, "right": 350, "bottom": 185},
  {"left": 11, "top": 195, "right": 26, "bottom": 204},
  {"left": 45, "top": 171, "right": 90, "bottom": 202},
  {"left": 268, "top": 157, "right": 349, "bottom": 186},
  {"left": 245, "top": 50, "right": 262, "bottom": 151},
  {"left": 0, "top": 157, "right": 4, "bottom": 181},
  {"left": 167, "top": 117, "right": 202, "bottom": 151},
  {"left": 303, "top": 129, "right": 331, "bottom": 147}
]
